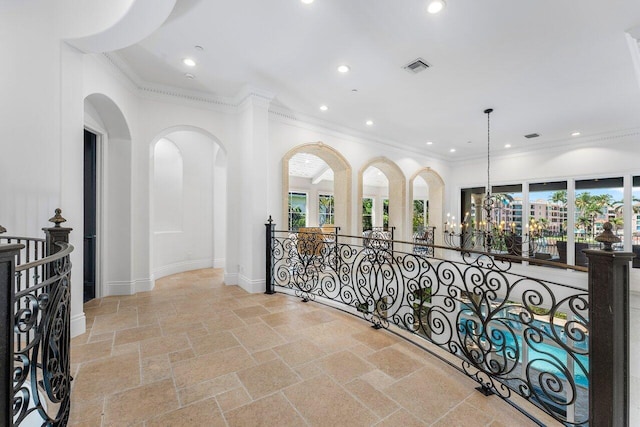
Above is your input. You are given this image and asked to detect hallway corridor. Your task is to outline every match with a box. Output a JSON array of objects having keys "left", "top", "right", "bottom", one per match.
[{"left": 68, "top": 269, "right": 545, "bottom": 426}]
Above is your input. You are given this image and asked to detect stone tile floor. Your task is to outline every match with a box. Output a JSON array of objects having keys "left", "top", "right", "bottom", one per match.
[{"left": 69, "top": 269, "right": 551, "bottom": 426}]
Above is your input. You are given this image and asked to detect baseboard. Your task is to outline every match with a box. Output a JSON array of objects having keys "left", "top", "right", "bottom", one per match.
[
  {"left": 133, "top": 277, "right": 154, "bottom": 293},
  {"left": 224, "top": 272, "right": 238, "bottom": 285},
  {"left": 153, "top": 259, "right": 213, "bottom": 280},
  {"left": 238, "top": 274, "right": 265, "bottom": 293},
  {"left": 70, "top": 312, "right": 86, "bottom": 338},
  {"left": 213, "top": 258, "right": 225, "bottom": 269},
  {"left": 106, "top": 280, "right": 136, "bottom": 296}
]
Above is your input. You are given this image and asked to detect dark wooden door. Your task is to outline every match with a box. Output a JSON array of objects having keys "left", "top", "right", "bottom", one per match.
[{"left": 83, "top": 129, "right": 97, "bottom": 302}]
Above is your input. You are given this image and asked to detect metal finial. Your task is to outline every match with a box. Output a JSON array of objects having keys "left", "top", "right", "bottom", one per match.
[
  {"left": 595, "top": 222, "right": 620, "bottom": 251},
  {"left": 267, "top": 215, "right": 273, "bottom": 224},
  {"left": 49, "top": 208, "right": 67, "bottom": 228},
  {"left": 0, "top": 225, "right": 6, "bottom": 234}
]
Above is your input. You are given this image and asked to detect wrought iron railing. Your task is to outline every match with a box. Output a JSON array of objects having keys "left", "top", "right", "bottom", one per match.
[
  {"left": 0, "top": 212, "right": 74, "bottom": 426},
  {"left": 267, "top": 222, "right": 598, "bottom": 425}
]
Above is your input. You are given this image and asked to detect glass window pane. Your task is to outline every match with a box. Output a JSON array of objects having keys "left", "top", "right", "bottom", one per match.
[
  {"left": 528, "top": 182, "right": 568, "bottom": 263},
  {"left": 288, "top": 192, "right": 307, "bottom": 231},
  {"left": 573, "top": 178, "right": 623, "bottom": 265},
  {"left": 362, "top": 198, "right": 373, "bottom": 230}
]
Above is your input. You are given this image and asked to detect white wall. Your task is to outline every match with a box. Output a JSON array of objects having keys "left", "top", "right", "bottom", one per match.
[{"left": 152, "top": 131, "right": 216, "bottom": 279}]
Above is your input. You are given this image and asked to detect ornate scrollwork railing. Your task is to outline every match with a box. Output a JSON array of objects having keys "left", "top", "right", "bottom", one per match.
[
  {"left": 1, "top": 216, "right": 74, "bottom": 427},
  {"left": 11, "top": 241, "right": 73, "bottom": 427},
  {"left": 269, "top": 228, "right": 589, "bottom": 426}
]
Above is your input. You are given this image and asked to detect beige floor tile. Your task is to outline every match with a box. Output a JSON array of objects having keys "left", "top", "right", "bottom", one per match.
[
  {"left": 104, "top": 379, "right": 179, "bottom": 426},
  {"left": 178, "top": 373, "right": 242, "bottom": 406},
  {"left": 273, "top": 339, "right": 326, "bottom": 367},
  {"left": 345, "top": 378, "right": 399, "bottom": 418},
  {"left": 374, "top": 409, "right": 427, "bottom": 427},
  {"left": 71, "top": 339, "right": 113, "bottom": 364},
  {"left": 225, "top": 393, "right": 306, "bottom": 427},
  {"left": 146, "top": 398, "right": 226, "bottom": 427},
  {"left": 140, "top": 333, "right": 190, "bottom": 359},
  {"left": 191, "top": 330, "right": 240, "bottom": 356},
  {"left": 233, "top": 304, "right": 271, "bottom": 319},
  {"left": 67, "top": 415, "right": 104, "bottom": 427},
  {"left": 88, "top": 331, "right": 115, "bottom": 343},
  {"left": 71, "top": 269, "right": 552, "bottom": 427},
  {"left": 91, "top": 310, "right": 138, "bottom": 334},
  {"left": 284, "top": 375, "right": 378, "bottom": 426},
  {"left": 251, "top": 348, "right": 279, "bottom": 364},
  {"left": 366, "top": 347, "right": 424, "bottom": 379},
  {"left": 72, "top": 352, "right": 141, "bottom": 400},
  {"left": 169, "top": 348, "right": 195, "bottom": 364},
  {"left": 114, "top": 324, "right": 162, "bottom": 346},
  {"left": 432, "top": 401, "right": 494, "bottom": 426},
  {"left": 232, "top": 323, "right": 286, "bottom": 352},
  {"left": 142, "top": 354, "right": 172, "bottom": 384},
  {"left": 215, "top": 387, "right": 252, "bottom": 412},
  {"left": 68, "top": 397, "right": 104, "bottom": 424},
  {"left": 463, "top": 391, "right": 543, "bottom": 426},
  {"left": 319, "top": 350, "right": 376, "bottom": 383},
  {"left": 237, "top": 358, "right": 301, "bottom": 399},
  {"left": 385, "top": 368, "right": 471, "bottom": 424},
  {"left": 352, "top": 329, "right": 397, "bottom": 350},
  {"left": 360, "top": 369, "right": 397, "bottom": 391},
  {"left": 172, "top": 346, "right": 256, "bottom": 388}
]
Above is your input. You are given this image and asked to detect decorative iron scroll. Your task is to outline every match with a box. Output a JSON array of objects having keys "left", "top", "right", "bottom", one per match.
[
  {"left": 270, "top": 230, "right": 589, "bottom": 426},
  {"left": 12, "top": 246, "right": 72, "bottom": 426}
]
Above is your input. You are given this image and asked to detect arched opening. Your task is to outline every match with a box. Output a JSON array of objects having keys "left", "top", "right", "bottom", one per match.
[
  {"left": 357, "top": 157, "right": 406, "bottom": 239},
  {"left": 150, "top": 127, "right": 227, "bottom": 280},
  {"left": 84, "top": 93, "right": 132, "bottom": 298},
  {"left": 409, "top": 167, "right": 445, "bottom": 246},
  {"left": 282, "top": 143, "right": 352, "bottom": 234}
]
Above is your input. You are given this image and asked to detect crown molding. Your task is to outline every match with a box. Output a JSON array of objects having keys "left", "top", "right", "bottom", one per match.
[
  {"left": 268, "top": 104, "right": 448, "bottom": 162},
  {"left": 454, "top": 127, "right": 640, "bottom": 163}
]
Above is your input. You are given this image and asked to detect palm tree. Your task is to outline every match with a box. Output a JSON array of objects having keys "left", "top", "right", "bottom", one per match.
[{"left": 549, "top": 190, "right": 567, "bottom": 206}]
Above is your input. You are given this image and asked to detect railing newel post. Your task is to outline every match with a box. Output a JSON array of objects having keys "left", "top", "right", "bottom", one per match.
[
  {"left": 265, "top": 216, "right": 275, "bottom": 295},
  {"left": 584, "top": 222, "right": 635, "bottom": 426},
  {"left": 0, "top": 244, "right": 23, "bottom": 427}
]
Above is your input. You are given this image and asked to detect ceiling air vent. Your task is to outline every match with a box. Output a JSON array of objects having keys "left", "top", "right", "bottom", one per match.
[
  {"left": 404, "top": 58, "right": 430, "bottom": 74},
  {"left": 524, "top": 133, "right": 540, "bottom": 139}
]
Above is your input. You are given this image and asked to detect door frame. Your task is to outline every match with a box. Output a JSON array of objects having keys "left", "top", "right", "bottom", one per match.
[{"left": 83, "top": 123, "right": 106, "bottom": 300}]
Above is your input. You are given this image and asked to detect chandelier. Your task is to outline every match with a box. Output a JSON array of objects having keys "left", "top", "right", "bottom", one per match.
[{"left": 444, "top": 109, "right": 544, "bottom": 256}]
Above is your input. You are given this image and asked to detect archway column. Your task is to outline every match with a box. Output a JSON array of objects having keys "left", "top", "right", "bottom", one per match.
[{"left": 227, "top": 90, "right": 274, "bottom": 293}]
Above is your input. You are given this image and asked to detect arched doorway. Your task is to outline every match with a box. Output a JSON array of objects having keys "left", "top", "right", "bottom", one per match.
[
  {"left": 358, "top": 157, "right": 406, "bottom": 239},
  {"left": 84, "top": 93, "right": 132, "bottom": 298},
  {"left": 150, "top": 126, "right": 228, "bottom": 280},
  {"left": 409, "top": 167, "right": 445, "bottom": 246},
  {"left": 282, "top": 143, "right": 352, "bottom": 234}
]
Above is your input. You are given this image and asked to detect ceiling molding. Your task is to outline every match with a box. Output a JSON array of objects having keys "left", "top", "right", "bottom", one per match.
[{"left": 455, "top": 128, "right": 640, "bottom": 163}]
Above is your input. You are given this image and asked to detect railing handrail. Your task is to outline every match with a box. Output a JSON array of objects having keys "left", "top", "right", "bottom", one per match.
[
  {"left": 15, "top": 242, "right": 73, "bottom": 272},
  {"left": 277, "top": 228, "right": 590, "bottom": 274},
  {"left": 0, "top": 235, "right": 46, "bottom": 243}
]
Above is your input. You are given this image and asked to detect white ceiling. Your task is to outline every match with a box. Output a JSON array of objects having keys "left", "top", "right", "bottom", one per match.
[{"left": 116, "top": 0, "right": 640, "bottom": 158}]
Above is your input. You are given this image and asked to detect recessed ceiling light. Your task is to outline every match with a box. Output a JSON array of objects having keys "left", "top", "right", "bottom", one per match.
[
  {"left": 426, "top": 141, "right": 433, "bottom": 145},
  {"left": 184, "top": 73, "right": 195, "bottom": 79},
  {"left": 301, "top": 0, "right": 314, "bottom": 3},
  {"left": 366, "top": 120, "right": 373, "bottom": 126},
  {"left": 320, "top": 105, "right": 328, "bottom": 111},
  {"left": 449, "top": 148, "right": 456, "bottom": 153},
  {"left": 337, "top": 65, "right": 350, "bottom": 73},
  {"left": 183, "top": 58, "right": 196, "bottom": 67},
  {"left": 427, "top": 0, "right": 446, "bottom": 14},
  {"left": 505, "top": 144, "right": 512, "bottom": 148},
  {"left": 571, "top": 131, "right": 581, "bottom": 137}
]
